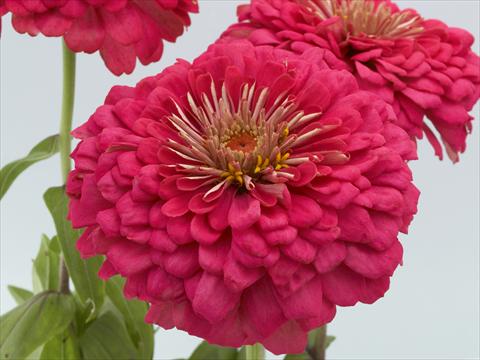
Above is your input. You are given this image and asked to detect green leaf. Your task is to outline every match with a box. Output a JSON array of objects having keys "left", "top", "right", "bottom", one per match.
[
  {"left": 49, "top": 236, "right": 61, "bottom": 254},
  {"left": 0, "top": 291, "right": 75, "bottom": 359},
  {"left": 105, "top": 276, "right": 154, "bottom": 359},
  {"left": 0, "top": 134, "right": 59, "bottom": 200},
  {"left": 43, "top": 186, "right": 104, "bottom": 311},
  {"left": 40, "top": 332, "right": 80, "bottom": 360},
  {"left": 32, "top": 235, "right": 60, "bottom": 293},
  {"left": 189, "top": 342, "right": 238, "bottom": 360},
  {"left": 79, "top": 311, "right": 138, "bottom": 359},
  {"left": 7, "top": 286, "right": 33, "bottom": 305},
  {"left": 25, "top": 346, "right": 44, "bottom": 360}
]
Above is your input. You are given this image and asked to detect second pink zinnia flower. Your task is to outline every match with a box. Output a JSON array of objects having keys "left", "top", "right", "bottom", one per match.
[
  {"left": 222, "top": 0, "right": 480, "bottom": 161},
  {"left": 1, "top": 0, "right": 199, "bottom": 75},
  {"left": 67, "top": 41, "right": 419, "bottom": 354}
]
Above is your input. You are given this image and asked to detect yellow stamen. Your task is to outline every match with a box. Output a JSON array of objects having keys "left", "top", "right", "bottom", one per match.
[
  {"left": 275, "top": 152, "right": 290, "bottom": 170},
  {"left": 223, "top": 162, "right": 244, "bottom": 185},
  {"left": 255, "top": 156, "right": 270, "bottom": 173},
  {"left": 256, "top": 155, "right": 263, "bottom": 168}
]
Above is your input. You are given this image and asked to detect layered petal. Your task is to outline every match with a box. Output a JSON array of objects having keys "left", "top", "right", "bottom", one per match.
[
  {"left": 68, "top": 41, "right": 418, "bottom": 353},
  {"left": 3, "top": 0, "right": 198, "bottom": 74}
]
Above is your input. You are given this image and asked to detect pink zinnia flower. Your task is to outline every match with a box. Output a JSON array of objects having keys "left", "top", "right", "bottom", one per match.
[
  {"left": 67, "top": 41, "right": 419, "bottom": 354},
  {"left": 1, "top": 0, "right": 199, "bottom": 75},
  {"left": 222, "top": 0, "right": 480, "bottom": 161}
]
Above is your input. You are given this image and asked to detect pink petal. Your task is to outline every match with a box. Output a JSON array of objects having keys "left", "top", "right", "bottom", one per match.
[
  {"left": 116, "top": 193, "right": 150, "bottom": 226},
  {"left": 191, "top": 214, "right": 222, "bottom": 245},
  {"left": 98, "top": 260, "right": 118, "bottom": 279},
  {"left": 35, "top": 10, "right": 71, "bottom": 36},
  {"left": 100, "top": 4, "right": 142, "bottom": 45},
  {"left": 224, "top": 254, "right": 264, "bottom": 292},
  {"left": 242, "top": 278, "right": 286, "bottom": 338},
  {"left": 344, "top": 242, "right": 403, "bottom": 279},
  {"left": 192, "top": 272, "right": 239, "bottom": 323},
  {"left": 107, "top": 241, "right": 152, "bottom": 276},
  {"left": 263, "top": 320, "right": 308, "bottom": 355},
  {"left": 233, "top": 227, "right": 270, "bottom": 258},
  {"left": 264, "top": 226, "right": 298, "bottom": 246},
  {"left": 149, "top": 229, "right": 177, "bottom": 252},
  {"left": 76, "top": 227, "right": 96, "bottom": 258},
  {"left": 258, "top": 206, "right": 289, "bottom": 231},
  {"left": 288, "top": 194, "right": 323, "bottom": 228},
  {"left": 96, "top": 208, "right": 121, "bottom": 237},
  {"left": 64, "top": 7, "right": 104, "bottom": 53},
  {"left": 228, "top": 194, "right": 261, "bottom": 230},
  {"left": 161, "top": 193, "right": 191, "bottom": 217},
  {"left": 360, "top": 276, "right": 390, "bottom": 304},
  {"left": 163, "top": 244, "right": 199, "bottom": 278},
  {"left": 166, "top": 214, "right": 194, "bottom": 245},
  {"left": 146, "top": 267, "right": 184, "bottom": 300},
  {"left": 314, "top": 241, "right": 347, "bottom": 273},
  {"left": 282, "top": 236, "right": 317, "bottom": 264},
  {"left": 145, "top": 302, "right": 175, "bottom": 329},
  {"left": 199, "top": 240, "right": 230, "bottom": 275},
  {"left": 322, "top": 265, "right": 364, "bottom": 306},
  {"left": 278, "top": 276, "right": 324, "bottom": 320},
  {"left": 208, "top": 187, "right": 235, "bottom": 231},
  {"left": 69, "top": 174, "right": 110, "bottom": 228},
  {"left": 149, "top": 202, "right": 168, "bottom": 229},
  {"left": 100, "top": 35, "right": 136, "bottom": 75}
]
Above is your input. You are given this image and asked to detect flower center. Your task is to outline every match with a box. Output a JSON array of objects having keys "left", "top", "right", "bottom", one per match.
[
  {"left": 225, "top": 132, "right": 257, "bottom": 153},
  {"left": 302, "top": 0, "right": 423, "bottom": 39},
  {"left": 166, "top": 81, "right": 332, "bottom": 191}
]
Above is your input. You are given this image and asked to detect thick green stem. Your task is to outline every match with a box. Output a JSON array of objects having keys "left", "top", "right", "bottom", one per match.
[
  {"left": 58, "top": 41, "right": 76, "bottom": 294},
  {"left": 245, "top": 344, "right": 265, "bottom": 360},
  {"left": 59, "top": 42, "right": 76, "bottom": 184}
]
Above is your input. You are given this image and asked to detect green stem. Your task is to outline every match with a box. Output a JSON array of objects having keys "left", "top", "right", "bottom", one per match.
[
  {"left": 58, "top": 41, "right": 76, "bottom": 294},
  {"left": 59, "top": 41, "right": 76, "bottom": 184},
  {"left": 307, "top": 325, "right": 327, "bottom": 360},
  {"left": 245, "top": 344, "right": 265, "bottom": 360}
]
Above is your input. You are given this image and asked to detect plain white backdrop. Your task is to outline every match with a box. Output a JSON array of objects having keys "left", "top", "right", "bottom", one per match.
[{"left": 1, "top": 1, "right": 479, "bottom": 359}]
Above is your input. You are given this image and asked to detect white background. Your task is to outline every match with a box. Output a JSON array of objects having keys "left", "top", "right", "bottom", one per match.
[{"left": 1, "top": 1, "right": 479, "bottom": 359}]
